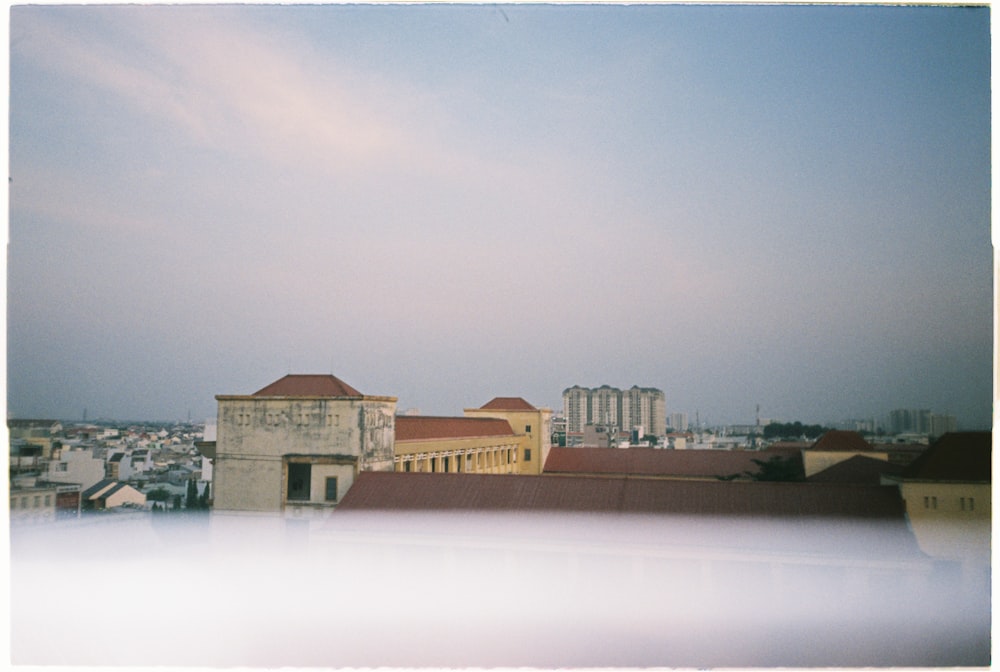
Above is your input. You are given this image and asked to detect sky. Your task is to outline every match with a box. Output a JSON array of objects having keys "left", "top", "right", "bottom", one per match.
[{"left": 7, "top": 3, "right": 993, "bottom": 429}]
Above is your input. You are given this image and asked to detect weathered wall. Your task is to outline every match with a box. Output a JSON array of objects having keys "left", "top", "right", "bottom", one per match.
[{"left": 214, "top": 395, "right": 397, "bottom": 512}]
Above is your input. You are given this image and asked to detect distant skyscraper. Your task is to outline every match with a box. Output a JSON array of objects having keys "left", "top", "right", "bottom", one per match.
[
  {"left": 669, "top": 412, "right": 688, "bottom": 432},
  {"left": 928, "top": 413, "right": 957, "bottom": 438},
  {"left": 562, "top": 385, "right": 666, "bottom": 436},
  {"left": 890, "top": 408, "right": 955, "bottom": 436}
]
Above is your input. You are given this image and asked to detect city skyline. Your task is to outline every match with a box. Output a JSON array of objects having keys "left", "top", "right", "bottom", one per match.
[{"left": 8, "top": 4, "right": 992, "bottom": 429}]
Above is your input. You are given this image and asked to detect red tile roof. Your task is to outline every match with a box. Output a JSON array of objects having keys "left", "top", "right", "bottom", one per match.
[
  {"left": 900, "top": 432, "right": 991, "bottom": 482},
  {"left": 807, "top": 455, "right": 904, "bottom": 484},
  {"left": 338, "top": 472, "right": 906, "bottom": 518},
  {"left": 478, "top": 397, "right": 537, "bottom": 411},
  {"left": 543, "top": 446, "right": 801, "bottom": 479},
  {"left": 809, "top": 430, "right": 875, "bottom": 452},
  {"left": 396, "top": 416, "right": 515, "bottom": 442},
  {"left": 252, "top": 374, "right": 362, "bottom": 397}
]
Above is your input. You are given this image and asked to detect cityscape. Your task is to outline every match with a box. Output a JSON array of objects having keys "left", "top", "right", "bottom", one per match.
[{"left": 7, "top": 2, "right": 991, "bottom": 669}]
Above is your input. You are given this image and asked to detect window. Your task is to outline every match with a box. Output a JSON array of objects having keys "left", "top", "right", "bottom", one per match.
[
  {"left": 287, "top": 463, "right": 311, "bottom": 501},
  {"left": 44, "top": 495, "right": 51, "bottom": 506},
  {"left": 524, "top": 448, "right": 532, "bottom": 462},
  {"left": 525, "top": 425, "right": 532, "bottom": 433},
  {"left": 404, "top": 460, "right": 411, "bottom": 472},
  {"left": 961, "top": 497, "right": 975, "bottom": 511},
  {"left": 325, "top": 477, "right": 338, "bottom": 502},
  {"left": 923, "top": 496, "right": 937, "bottom": 510}
]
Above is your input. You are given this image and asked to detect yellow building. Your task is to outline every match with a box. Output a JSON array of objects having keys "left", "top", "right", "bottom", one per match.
[
  {"left": 801, "top": 430, "right": 888, "bottom": 478},
  {"left": 464, "top": 397, "right": 552, "bottom": 475},
  {"left": 394, "top": 416, "right": 525, "bottom": 474},
  {"left": 883, "top": 432, "right": 991, "bottom": 566}
]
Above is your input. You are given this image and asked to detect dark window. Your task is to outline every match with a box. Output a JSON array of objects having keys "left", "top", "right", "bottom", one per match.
[
  {"left": 525, "top": 425, "right": 532, "bottom": 433},
  {"left": 287, "top": 463, "right": 311, "bottom": 501},
  {"left": 524, "top": 448, "right": 532, "bottom": 462},
  {"left": 404, "top": 460, "right": 411, "bottom": 472},
  {"left": 325, "top": 477, "right": 338, "bottom": 502},
  {"left": 443, "top": 456, "right": 451, "bottom": 472}
]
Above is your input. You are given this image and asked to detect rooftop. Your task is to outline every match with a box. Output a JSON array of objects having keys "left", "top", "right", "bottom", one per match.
[
  {"left": 543, "top": 446, "right": 802, "bottom": 479},
  {"left": 252, "top": 374, "right": 362, "bottom": 397},
  {"left": 809, "top": 430, "right": 875, "bottom": 452},
  {"left": 900, "top": 431, "right": 991, "bottom": 482},
  {"left": 807, "top": 455, "right": 904, "bottom": 484},
  {"left": 337, "top": 471, "right": 907, "bottom": 520},
  {"left": 477, "top": 397, "right": 538, "bottom": 411}
]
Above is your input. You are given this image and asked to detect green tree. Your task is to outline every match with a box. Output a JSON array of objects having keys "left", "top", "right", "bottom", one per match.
[
  {"left": 173, "top": 494, "right": 182, "bottom": 511},
  {"left": 199, "top": 482, "right": 211, "bottom": 509},
  {"left": 146, "top": 487, "right": 171, "bottom": 502},
  {"left": 746, "top": 455, "right": 804, "bottom": 482},
  {"left": 186, "top": 479, "right": 198, "bottom": 509}
]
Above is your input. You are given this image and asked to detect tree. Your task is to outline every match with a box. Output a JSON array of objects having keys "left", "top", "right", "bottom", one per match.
[
  {"left": 146, "top": 487, "right": 171, "bottom": 502},
  {"left": 746, "top": 455, "right": 804, "bottom": 482},
  {"left": 186, "top": 479, "right": 199, "bottom": 509},
  {"left": 199, "top": 482, "right": 211, "bottom": 509},
  {"left": 173, "top": 494, "right": 182, "bottom": 511}
]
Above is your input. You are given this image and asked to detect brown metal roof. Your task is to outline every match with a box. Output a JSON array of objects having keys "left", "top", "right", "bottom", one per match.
[
  {"left": 252, "top": 374, "right": 362, "bottom": 397},
  {"left": 543, "top": 446, "right": 801, "bottom": 479},
  {"left": 808, "top": 430, "right": 875, "bottom": 452},
  {"left": 807, "top": 455, "right": 904, "bottom": 484},
  {"left": 395, "top": 416, "right": 515, "bottom": 441},
  {"left": 478, "top": 397, "right": 537, "bottom": 411},
  {"left": 337, "top": 472, "right": 908, "bottom": 519},
  {"left": 900, "top": 431, "right": 991, "bottom": 482}
]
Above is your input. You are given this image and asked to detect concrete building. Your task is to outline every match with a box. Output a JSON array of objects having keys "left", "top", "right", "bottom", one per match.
[
  {"left": 464, "top": 397, "right": 552, "bottom": 475},
  {"left": 561, "top": 385, "right": 666, "bottom": 436},
  {"left": 394, "top": 416, "right": 525, "bottom": 474},
  {"left": 9, "top": 480, "right": 79, "bottom": 523},
  {"left": 44, "top": 446, "right": 106, "bottom": 492},
  {"left": 883, "top": 432, "right": 990, "bottom": 566},
  {"left": 212, "top": 374, "right": 397, "bottom": 513},
  {"left": 669, "top": 412, "right": 688, "bottom": 432}
]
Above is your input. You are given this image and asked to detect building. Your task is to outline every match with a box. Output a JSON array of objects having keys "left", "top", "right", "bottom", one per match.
[
  {"left": 464, "top": 397, "right": 552, "bottom": 475},
  {"left": 10, "top": 480, "right": 80, "bottom": 523},
  {"left": 669, "top": 412, "right": 688, "bottom": 432},
  {"left": 393, "top": 416, "right": 525, "bottom": 474},
  {"left": 43, "top": 445, "right": 106, "bottom": 492},
  {"left": 212, "top": 374, "right": 397, "bottom": 513},
  {"left": 883, "top": 432, "right": 990, "bottom": 566},
  {"left": 561, "top": 385, "right": 666, "bottom": 436},
  {"left": 81, "top": 479, "right": 146, "bottom": 510},
  {"left": 800, "top": 430, "right": 888, "bottom": 478}
]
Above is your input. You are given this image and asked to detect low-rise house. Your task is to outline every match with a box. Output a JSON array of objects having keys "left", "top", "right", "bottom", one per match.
[
  {"left": 45, "top": 446, "right": 106, "bottom": 492},
  {"left": 81, "top": 479, "right": 147, "bottom": 510}
]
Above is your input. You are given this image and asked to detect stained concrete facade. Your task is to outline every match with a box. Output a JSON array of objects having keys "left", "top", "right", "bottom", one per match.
[{"left": 213, "top": 375, "right": 396, "bottom": 513}]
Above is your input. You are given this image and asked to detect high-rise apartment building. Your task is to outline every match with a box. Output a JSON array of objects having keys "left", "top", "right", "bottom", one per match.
[
  {"left": 669, "top": 412, "right": 689, "bottom": 432},
  {"left": 562, "top": 385, "right": 666, "bottom": 436},
  {"left": 890, "top": 409, "right": 956, "bottom": 437}
]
